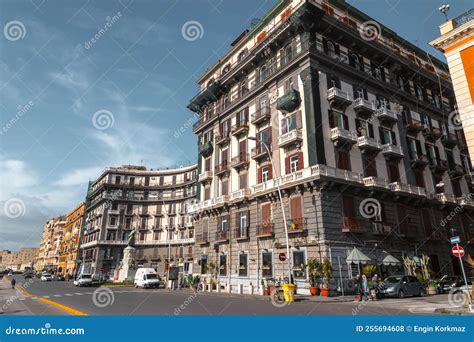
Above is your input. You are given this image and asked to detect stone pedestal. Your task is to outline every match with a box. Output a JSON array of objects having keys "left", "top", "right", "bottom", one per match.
[{"left": 117, "top": 246, "right": 137, "bottom": 282}]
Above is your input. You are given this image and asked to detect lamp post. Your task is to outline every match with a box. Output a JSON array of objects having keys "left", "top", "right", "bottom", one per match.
[
  {"left": 248, "top": 137, "right": 292, "bottom": 283},
  {"left": 162, "top": 199, "right": 173, "bottom": 289}
]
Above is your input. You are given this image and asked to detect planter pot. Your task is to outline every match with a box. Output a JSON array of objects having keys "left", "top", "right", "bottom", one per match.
[
  {"left": 264, "top": 287, "right": 270, "bottom": 296},
  {"left": 427, "top": 286, "right": 437, "bottom": 295},
  {"left": 321, "top": 287, "right": 330, "bottom": 297},
  {"left": 309, "top": 287, "right": 319, "bottom": 296}
]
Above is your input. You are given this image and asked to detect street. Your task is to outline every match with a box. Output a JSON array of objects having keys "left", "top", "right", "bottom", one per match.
[{"left": 2, "top": 277, "right": 465, "bottom": 316}]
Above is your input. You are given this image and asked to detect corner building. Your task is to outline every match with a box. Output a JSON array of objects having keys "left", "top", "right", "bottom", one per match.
[
  {"left": 188, "top": 0, "right": 474, "bottom": 294},
  {"left": 80, "top": 165, "right": 197, "bottom": 278}
]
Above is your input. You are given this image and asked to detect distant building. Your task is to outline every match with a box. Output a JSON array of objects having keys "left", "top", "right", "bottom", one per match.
[
  {"left": 58, "top": 202, "right": 85, "bottom": 277},
  {"left": 1, "top": 248, "right": 39, "bottom": 271},
  {"left": 35, "top": 217, "right": 66, "bottom": 273}
]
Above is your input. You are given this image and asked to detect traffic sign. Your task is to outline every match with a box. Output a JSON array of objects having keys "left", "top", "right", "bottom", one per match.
[
  {"left": 450, "top": 236, "right": 461, "bottom": 244},
  {"left": 279, "top": 253, "right": 286, "bottom": 262},
  {"left": 452, "top": 245, "right": 465, "bottom": 257}
]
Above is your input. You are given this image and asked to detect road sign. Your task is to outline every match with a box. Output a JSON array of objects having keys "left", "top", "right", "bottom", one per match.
[
  {"left": 452, "top": 245, "right": 465, "bottom": 257},
  {"left": 450, "top": 236, "right": 461, "bottom": 244},
  {"left": 279, "top": 253, "right": 286, "bottom": 262}
]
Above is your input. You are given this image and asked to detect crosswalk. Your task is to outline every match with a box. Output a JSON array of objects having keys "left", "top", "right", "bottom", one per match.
[{"left": 15, "top": 289, "right": 151, "bottom": 301}]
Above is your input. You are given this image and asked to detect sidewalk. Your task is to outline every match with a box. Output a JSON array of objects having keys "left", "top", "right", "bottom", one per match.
[{"left": 0, "top": 276, "right": 32, "bottom": 315}]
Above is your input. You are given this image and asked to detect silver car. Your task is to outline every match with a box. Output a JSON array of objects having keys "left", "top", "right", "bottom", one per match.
[{"left": 379, "top": 275, "right": 425, "bottom": 298}]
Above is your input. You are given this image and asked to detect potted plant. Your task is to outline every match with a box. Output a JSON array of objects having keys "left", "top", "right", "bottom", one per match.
[
  {"left": 307, "top": 258, "right": 322, "bottom": 296},
  {"left": 259, "top": 279, "right": 265, "bottom": 295},
  {"left": 427, "top": 279, "right": 438, "bottom": 295},
  {"left": 321, "top": 258, "right": 332, "bottom": 297},
  {"left": 207, "top": 261, "right": 216, "bottom": 291}
]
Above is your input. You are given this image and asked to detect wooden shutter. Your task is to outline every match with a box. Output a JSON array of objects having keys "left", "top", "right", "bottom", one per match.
[
  {"left": 257, "top": 167, "right": 262, "bottom": 183},
  {"left": 285, "top": 156, "right": 290, "bottom": 174},
  {"left": 297, "top": 152, "right": 304, "bottom": 170},
  {"left": 390, "top": 131, "right": 397, "bottom": 145},
  {"left": 387, "top": 161, "right": 400, "bottom": 182},
  {"left": 239, "top": 140, "right": 247, "bottom": 157},
  {"left": 342, "top": 196, "right": 355, "bottom": 217},
  {"left": 290, "top": 196, "right": 302, "bottom": 228},
  {"left": 268, "top": 165, "right": 273, "bottom": 180},
  {"left": 246, "top": 210, "right": 250, "bottom": 227},
  {"left": 368, "top": 122, "right": 374, "bottom": 138},
  {"left": 415, "top": 140, "right": 422, "bottom": 156},
  {"left": 378, "top": 127, "right": 385, "bottom": 144},
  {"left": 295, "top": 111, "right": 302, "bottom": 129},
  {"left": 343, "top": 114, "right": 349, "bottom": 130},
  {"left": 261, "top": 203, "right": 271, "bottom": 229},
  {"left": 235, "top": 212, "right": 240, "bottom": 230}
]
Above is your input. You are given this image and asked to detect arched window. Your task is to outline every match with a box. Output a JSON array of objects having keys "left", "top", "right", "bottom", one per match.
[
  {"left": 259, "top": 65, "right": 267, "bottom": 83},
  {"left": 238, "top": 49, "right": 248, "bottom": 62},
  {"left": 222, "top": 64, "right": 231, "bottom": 75},
  {"left": 349, "top": 53, "right": 361, "bottom": 70},
  {"left": 327, "top": 41, "right": 336, "bottom": 58},
  {"left": 284, "top": 45, "right": 293, "bottom": 65},
  {"left": 240, "top": 78, "right": 248, "bottom": 96},
  {"left": 397, "top": 75, "right": 405, "bottom": 91}
]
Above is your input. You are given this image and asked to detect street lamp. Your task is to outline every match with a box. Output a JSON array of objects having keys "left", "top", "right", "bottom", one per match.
[
  {"left": 438, "top": 4, "right": 450, "bottom": 21},
  {"left": 248, "top": 137, "right": 292, "bottom": 283}
]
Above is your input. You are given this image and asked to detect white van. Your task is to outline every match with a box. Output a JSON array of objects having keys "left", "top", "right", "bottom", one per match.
[{"left": 134, "top": 268, "right": 160, "bottom": 289}]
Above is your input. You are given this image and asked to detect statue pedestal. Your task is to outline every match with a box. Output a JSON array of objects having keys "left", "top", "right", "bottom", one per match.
[{"left": 117, "top": 246, "right": 137, "bottom": 282}]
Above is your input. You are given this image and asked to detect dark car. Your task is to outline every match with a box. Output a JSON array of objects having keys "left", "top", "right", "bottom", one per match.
[
  {"left": 379, "top": 275, "right": 425, "bottom": 298},
  {"left": 437, "top": 276, "right": 462, "bottom": 294}
]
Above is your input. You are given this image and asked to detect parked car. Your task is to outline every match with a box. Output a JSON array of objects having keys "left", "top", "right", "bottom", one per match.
[
  {"left": 379, "top": 275, "right": 425, "bottom": 298},
  {"left": 73, "top": 274, "right": 94, "bottom": 287},
  {"left": 40, "top": 273, "right": 53, "bottom": 281},
  {"left": 437, "top": 276, "right": 462, "bottom": 294},
  {"left": 450, "top": 278, "right": 473, "bottom": 294},
  {"left": 134, "top": 268, "right": 161, "bottom": 289}
]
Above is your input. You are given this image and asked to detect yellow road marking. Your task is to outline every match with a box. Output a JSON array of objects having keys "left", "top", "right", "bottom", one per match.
[{"left": 16, "top": 285, "right": 88, "bottom": 316}]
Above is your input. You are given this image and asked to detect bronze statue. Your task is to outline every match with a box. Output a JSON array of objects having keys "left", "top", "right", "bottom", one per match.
[{"left": 127, "top": 229, "right": 136, "bottom": 247}]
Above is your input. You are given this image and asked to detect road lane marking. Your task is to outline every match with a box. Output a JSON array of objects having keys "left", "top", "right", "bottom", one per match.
[
  {"left": 53, "top": 294, "right": 62, "bottom": 297},
  {"left": 64, "top": 294, "right": 73, "bottom": 296},
  {"left": 16, "top": 285, "right": 88, "bottom": 316},
  {"left": 75, "top": 293, "right": 83, "bottom": 295},
  {"left": 42, "top": 296, "right": 50, "bottom": 299}
]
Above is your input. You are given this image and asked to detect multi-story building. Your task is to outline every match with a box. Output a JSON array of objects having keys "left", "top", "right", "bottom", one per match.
[
  {"left": 187, "top": 0, "right": 474, "bottom": 294},
  {"left": 35, "top": 216, "right": 66, "bottom": 273},
  {"left": 58, "top": 202, "right": 85, "bottom": 277},
  {"left": 430, "top": 8, "right": 474, "bottom": 170},
  {"left": 79, "top": 164, "right": 197, "bottom": 278},
  {"left": 0, "top": 248, "right": 39, "bottom": 271}
]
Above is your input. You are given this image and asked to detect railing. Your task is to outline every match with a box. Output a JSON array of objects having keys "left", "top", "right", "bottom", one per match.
[
  {"left": 456, "top": 196, "right": 474, "bottom": 207},
  {"left": 231, "top": 121, "right": 249, "bottom": 135},
  {"left": 374, "top": 107, "right": 398, "bottom": 121},
  {"left": 215, "top": 230, "right": 229, "bottom": 241},
  {"left": 251, "top": 144, "right": 271, "bottom": 159},
  {"left": 287, "top": 217, "right": 307, "bottom": 232},
  {"left": 196, "top": 233, "right": 208, "bottom": 244},
  {"left": 389, "top": 182, "right": 427, "bottom": 196},
  {"left": 215, "top": 162, "right": 229, "bottom": 175},
  {"left": 327, "top": 87, "right": 352, "bottom": 102},
  {"left": 357, "top": 136, "right": 381, "bottom": 149},
  {"left": 435, "top": 193, "right": 457, "bottom": 203},
  {"left": 278, "top": 129, "right": 303, "bottom": 146},
  {"left": 229, "top": 188, "right": 251, "bottom": 201},
  {"left": 198, "top": 171, "right": 213, "bottom": 182},
  {"left": 330, "top": 127, "right": 357, "bottom": 141},
  {"left": 251, "top": 106, "right": 271, "bottom": 123},
  {"left": 234, "top": 227, "right": 249, "bottom": 239},
  {"left": 382, "top": 143, "right": 403, "bottom": 156},
  {"left": 215, "top": 131, "right": 230, "bottom": 144},
  {"left": 363, "top": 176, "right": 390, "bottom": 189},
  {"left": 231, "top": 153, "right": 250, "bottom": 167},
  {"left": 353, "top": 97, "right": 375, "bottom": 111}
]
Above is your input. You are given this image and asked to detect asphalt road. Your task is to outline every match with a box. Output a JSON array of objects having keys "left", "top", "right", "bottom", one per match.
[{"left": 5, "top": 276, "right": 429, "bottom": 316}]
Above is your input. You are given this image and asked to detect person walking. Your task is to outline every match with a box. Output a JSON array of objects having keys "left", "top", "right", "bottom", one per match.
[
  {"left": 371, "top": 274, "right": 379, "bottom": 300},
  {"left": 361, "top": 274, "right": 369, "bottom": 301},
  {"left": 11, "top": 278, "right": 16, "bottom": 289},
  {"left": 354, "top": 274, "right": 362, "bottom": 301}
]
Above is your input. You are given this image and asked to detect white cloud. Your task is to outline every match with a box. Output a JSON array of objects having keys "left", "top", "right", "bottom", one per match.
[{"left": 54, "top": 166, "right": 103, "bottom": 187}]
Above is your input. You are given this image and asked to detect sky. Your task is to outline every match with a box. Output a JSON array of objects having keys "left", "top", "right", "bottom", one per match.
[{"left": 0, "top": 0, "right": 472, "bottom": 251}]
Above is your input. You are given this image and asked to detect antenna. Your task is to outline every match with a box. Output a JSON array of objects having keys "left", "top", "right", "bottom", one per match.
[{"left": 439, "top": 4, "right": 450, "bottom": 21}]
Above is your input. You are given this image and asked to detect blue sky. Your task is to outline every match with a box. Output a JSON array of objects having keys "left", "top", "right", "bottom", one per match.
[{"left": 0, "top": 0, "right": 471, "bottom": 251}]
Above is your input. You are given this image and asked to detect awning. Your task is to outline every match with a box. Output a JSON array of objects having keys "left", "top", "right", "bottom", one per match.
[
  {"left": 346, "top": 247, "right": 372, "bottom": 264},
  {"left": 378, "top": 252, "right": 401, "bottom": 266}
]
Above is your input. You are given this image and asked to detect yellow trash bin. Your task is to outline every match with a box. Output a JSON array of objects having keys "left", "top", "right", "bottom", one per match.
[{"left": 282, "top": 284, "right": 295, "bottom": 303}]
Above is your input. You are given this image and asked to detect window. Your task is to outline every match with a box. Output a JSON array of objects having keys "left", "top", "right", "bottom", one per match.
[
  {"left": 237, "top": 107, "right": 249, "bottom": 124},
  {"left": 284, "top": 44, "right": 293, "bottom": 65},
  {"left": 200, "top": 255, "right": 208, "bottom": 275},
  {"left": 261, "top": 203, "right": 272, "bottom": 232},
  {"left": 407, "top": 138, "right": 423, "bottom": 160},
  {"left": 220, "top": 215, "right": 229, "bottom": 231},
  {"left": 336, "top": 149, "right": 351, "bottom": 171},
  {"left": 290, "top": 155, "right": 299, "bottom": 173},
  {"left": 343, "top": 196, "right": 356, "bottom": 219},
  {"left": 106, "top": 230, "right": 116, "bottom": 240},
  {"left": 219, "top": 254, "right": 227, "bottom": 276},
  {"left": 125, "top": 217, "right": 131, "bottom": 229},
  {"left": 349, "top": 53, "right": 363, "bottom": 71},
  {"left": 326, "top": 74, "right": 341, "bottom": 89},
  {"left": 262, "top": 251, "right": 273, "bottom": 277},
  {"left": 239, "top": 172, "right": 247, "bottom": 189},
  {"left": 376, "top": 95, "right": 390, "bottom": 109},
  {"left": 259, "top": 165, "right": 271, "bottom": 183},
  {"left": 204, "top": 187, "right": 211, "bottom": 200},
  {"left": 328, "top": 110, "right": 348, "bottom": 129},
  {"left": 109, "top": 216, "right": 117, "bottom": 226},
  {"left": 379, "top": 127, "right": 397, "bottom": 145},
  {"left": 293, "top": 250, "right": 306, "bottom": 279},
  {"left": 239, "top": 211, "right": 248, "bottom": 236},
  {"left": 240, "top": 79, "right": 248, "bottom": 96},
  {"left": 111, "top": 203, "right": 118, "bottom": 211},
  {"left": 289, "top": 195, "right": 303, "bottom": 230},
  {"left": 238, "top": 253, "right": 248, "bottom": 277},
  {"left": 259, "top": 65, "right": 267, "bottom": 83},
  {"left": 281, "top": 111, "right": 301, "bottom": 134},
  {"left": 221, "top": 179, "right": 228, "bottom": 196},
  {"left": 115, "top": 176, "right": 121, "bottom": 184},
  {"left": 355, "top": 118, "right": 374, "bottom": 138},
  {"left": 413, "top": 169, "right": 425, "bottom": 188},
  {"left": 259, "top": 96, "right": 268, "bottom": 112},
  {"left": 362, "top": 156, "right": 377, "bottom": 177},
  {"left": 422, "top": 209, "right": 433, "bottom": 237},
  {"left": 387, "top": 161, "right": 400, "bottom": 182},
  {"left": 326, "top": 40, "right": 337, "bottom": 58},
  {"left": 153, "top": 231, "right": 161, "bottom": 241}
]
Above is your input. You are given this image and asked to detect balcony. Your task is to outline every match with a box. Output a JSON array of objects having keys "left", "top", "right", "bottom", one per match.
[
  {"left": 214, "top": 162, "right": 229, "bottom": 177},
  {"left": 435, "top": 193, "right": 456, "bottom": 204},
  {"left": 389, "top": 182, "right": 427, "bottom": 197},
  {"left": 256, "top": 224, "right": 274, "bottom": 237},
  {"left": 406, "top": 119, "right": 423, "bottom": 135},
  {"left": 231, "top": 153, "right": 250, "bottom": 169},
  {"left": 353, "top": 98, "right": 375, "bottom": 118},
  {"left": 287, "top": 217, "right": 307, "bottom": 233},
  {"left": 441, "top": 133, "right": 458, "bottom": 148},
  {"left": 229, "top": 188, "right": 251, "bottom": 202},
  {"left": 278, "top": 129, "right": 303, "bottom": 148},
  {"left": 410, "top": 154, "right": 429, "bottom": 168},
  {"left": 422, "top": 126, "right": 442, "bottom": 141},
  {"left": 372, "top": 223, "right": 392, "bottom": 235},
  {"left": 448, "top": 164, "right": 465, "bottom": 177},
  {"left": 215, "top": 230, "right": 229, "bottom": 242},
  {"left": 381, "top": 143, "right": 404, "bottom": 159},
  {"left": 196, "top": 233, "right": 209, "bottom": 245},
  {"left": 198, "top": 141, "right": 213, "bottom": 157},
  {"left": 251, "top": 106, "right": 271, "bottom": 125},
  {"left": 215, "top": 132, "right": 230, "bottom": 146},
  {"left": 357, "top": 136, "right": 381, "bottom": 154},
  {"left": 374, "top": 107, "right": 398, "bottom": 124},
  {"left": 198, "top": 171, "right": 213, "bottom": 183},
  {"left": 276, "top": 89, "right": 301, "bottom": 113},
  {"left": 456, "top": 196, "right": 474, "bottom": 207},
  {"left": 363, "top": 176, "right": 390, "bottom": 190},
  {"left": 187, "top": 80, "right": 226, "bottom": 114},
  {"left": 327, "top": 87, "right": 352, "bottom": 109},
  {"left": 429, "top": 159, "right": 448, "bottom": 174},
  {"left": 330, "top": 127, "right": 357, "bottom": 146},
  {"left": 342, "top": 217, "right": 365, "bottom": 233},
  {"left": 231, "top": 121, "right": 249, "bottom": 136},
  {"left": 251, "top": 144, "right": 271, "bottom": 160},
  {"left": 234, "top": 227, "right": 249, "bottom": 240}
]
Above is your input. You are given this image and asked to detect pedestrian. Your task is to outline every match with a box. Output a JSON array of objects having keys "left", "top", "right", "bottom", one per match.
[
  {"left": 361, "top": 274, "right": 369, "bottom": 301},
  {"left": 11, "top": 278, "right": 16, "bottom": 289},
  {"left": 371, "top": 274, "right": 379, "bottom": 300},
  {"left": 354, "top": 274, "right": 362, "bottom": 301}
]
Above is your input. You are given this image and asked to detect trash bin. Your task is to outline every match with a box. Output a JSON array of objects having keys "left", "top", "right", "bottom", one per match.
[{"left": 282, "top": 284, "right": 295, "bottom": 303}]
